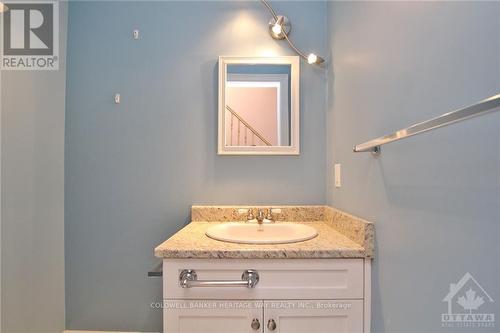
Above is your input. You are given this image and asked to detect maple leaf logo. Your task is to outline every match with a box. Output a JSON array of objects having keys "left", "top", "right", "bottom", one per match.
[{"left": 457, "top": 288, "right": 485, "bottom": 313}]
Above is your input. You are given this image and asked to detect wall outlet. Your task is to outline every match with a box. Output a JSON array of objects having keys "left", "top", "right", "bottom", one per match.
[{"left": 334, "top": 163, "right": 341, "bottom": 188}]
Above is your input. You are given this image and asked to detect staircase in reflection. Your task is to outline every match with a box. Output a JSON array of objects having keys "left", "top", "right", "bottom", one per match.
[{"left": 226, "top": 105, "right": 272, "bottom": 146}]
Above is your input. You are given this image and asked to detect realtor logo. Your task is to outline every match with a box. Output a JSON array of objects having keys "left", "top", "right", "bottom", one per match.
[
  {"left": 1, "top": 1, "right": 59, "bottom": 70},
  {"left": 442, "top": 272, "right": 495, "bottom": 329}
]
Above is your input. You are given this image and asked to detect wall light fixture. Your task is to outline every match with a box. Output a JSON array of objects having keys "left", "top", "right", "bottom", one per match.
[{"left": 261, "top": 0, "right": 325, "bottom": 65}]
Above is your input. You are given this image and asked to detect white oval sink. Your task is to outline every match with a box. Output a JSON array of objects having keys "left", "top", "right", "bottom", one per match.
[{"left": 205, "top": 223, "right": 318, "bottom": 244}]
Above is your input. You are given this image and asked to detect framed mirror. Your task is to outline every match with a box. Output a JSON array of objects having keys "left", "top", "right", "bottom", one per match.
[{"left": 218, "top": 56, "right": 300, "bottom": 155}]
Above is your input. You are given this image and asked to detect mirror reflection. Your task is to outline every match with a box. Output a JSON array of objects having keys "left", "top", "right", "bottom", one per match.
[{"left": 225, "top": 64, "right": 291, "bottom": 147}]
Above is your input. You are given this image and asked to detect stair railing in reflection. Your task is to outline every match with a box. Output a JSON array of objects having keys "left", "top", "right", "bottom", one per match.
[{"left": 226, "top": 105, "right": 272, "bottom": 146}]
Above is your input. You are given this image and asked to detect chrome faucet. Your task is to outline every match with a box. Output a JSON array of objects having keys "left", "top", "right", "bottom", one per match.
[
  {"left": 246, "top": 208, "right": 275, "bottom": 224},
  {"left": 256, "top": 209, "right": 265, "bottom": 225}
]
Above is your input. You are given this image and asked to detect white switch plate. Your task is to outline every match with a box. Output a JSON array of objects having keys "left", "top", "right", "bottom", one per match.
[{"left": 334, "top": 163, "right": 341, "bottom": 188}]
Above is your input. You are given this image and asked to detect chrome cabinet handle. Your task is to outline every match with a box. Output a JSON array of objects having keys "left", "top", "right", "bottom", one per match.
[
  {"left": 179, "top": 269, "right": 259, "bottom": 288},
  {"left": 267, "top": 319, "right": 277, "bottom": 331},
  {"left": 251, "top": 318, "right": 261, "bottom": 330}
]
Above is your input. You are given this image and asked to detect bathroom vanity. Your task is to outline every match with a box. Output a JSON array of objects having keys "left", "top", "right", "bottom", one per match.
[{"left": 155, "top": 206, "right": 374, "bottom": 333}]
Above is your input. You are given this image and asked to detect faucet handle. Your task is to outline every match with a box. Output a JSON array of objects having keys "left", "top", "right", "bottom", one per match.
[
  {"left": 246, "top": 209, "right": 255, "bottom": 221},
  {"left": 265, "top": 208, "right": 274, "bottom": 221}
]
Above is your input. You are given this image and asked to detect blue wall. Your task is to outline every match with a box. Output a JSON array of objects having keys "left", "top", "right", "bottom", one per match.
[
  {"left": 65, "top": 1, "right": 326, "bottom": 331},
  {"left": 326, "top": 2, "right": 499, "bottom": 332}
]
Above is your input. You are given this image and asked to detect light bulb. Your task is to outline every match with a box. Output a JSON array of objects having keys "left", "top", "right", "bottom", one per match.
[
  {"left": 307, "top": 53, "right": 318, "bottom": 64},
  {"left": 0, "top": 2, "right": 8, "bottom": 12},
  {"left": 272, "top": 23, "right": 282, "bottom": 36}
]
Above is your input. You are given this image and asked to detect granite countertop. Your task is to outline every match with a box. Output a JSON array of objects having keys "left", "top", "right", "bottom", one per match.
[
  {"left": 154, "top": 206, "right": 373, "bottom": 259},
  {"left": 154, "top": 221, "right": 367, "bottom": 259}
]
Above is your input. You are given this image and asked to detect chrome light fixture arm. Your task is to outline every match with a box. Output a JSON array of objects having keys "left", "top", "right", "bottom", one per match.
[
  {"left": 261, "top": 0, "right": 279, "bottom": 21},
  {"left": 260, "top": 0, "right": 324, "bottom": 65},
  {"left": 283, "top": 33, "right": 308, "bottom": 60}
]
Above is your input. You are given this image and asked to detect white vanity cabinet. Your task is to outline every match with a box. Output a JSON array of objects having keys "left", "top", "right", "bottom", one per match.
[
  {"left": 164, "top": 300, "right": 263, "bottom": 333},
  {"left": 162, "top": 258, "right": 371, "bottom": 333},
  {"left": 263, "top": 300, "right": 364, "bottom": 333}
]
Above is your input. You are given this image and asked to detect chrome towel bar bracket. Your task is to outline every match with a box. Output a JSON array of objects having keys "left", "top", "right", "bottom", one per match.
[{"left": 179, "top": 269, "right": 260, "bottom": 288}]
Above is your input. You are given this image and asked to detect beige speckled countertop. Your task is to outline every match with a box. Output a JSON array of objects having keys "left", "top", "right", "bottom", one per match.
[{"left": 154, "top": 206, "right": 374, "bottom": 259}]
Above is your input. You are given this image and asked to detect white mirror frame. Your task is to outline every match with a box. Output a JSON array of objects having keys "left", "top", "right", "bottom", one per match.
[{"left": 218, "top": 56, "right": 300, "bottom": 155}]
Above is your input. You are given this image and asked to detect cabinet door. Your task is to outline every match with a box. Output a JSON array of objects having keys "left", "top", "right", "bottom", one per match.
[
  {"left": 263, "top": 300, "right": 363, "bottom": 333},
  {"left": 164, "top": 300, "right": 263, "bottom": 333}
]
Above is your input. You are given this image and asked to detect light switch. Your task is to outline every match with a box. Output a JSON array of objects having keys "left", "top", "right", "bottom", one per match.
[{"left": 334, "top": 163, "right": 341, "bottom": 188}]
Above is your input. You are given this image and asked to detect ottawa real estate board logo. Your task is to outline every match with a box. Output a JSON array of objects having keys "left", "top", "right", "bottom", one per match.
[
  {"left": 442, "top": 272, "right": 495, "bottom": 329},
  {"left": 1, "top": 1, "right": 59, "bottom": 70}
]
